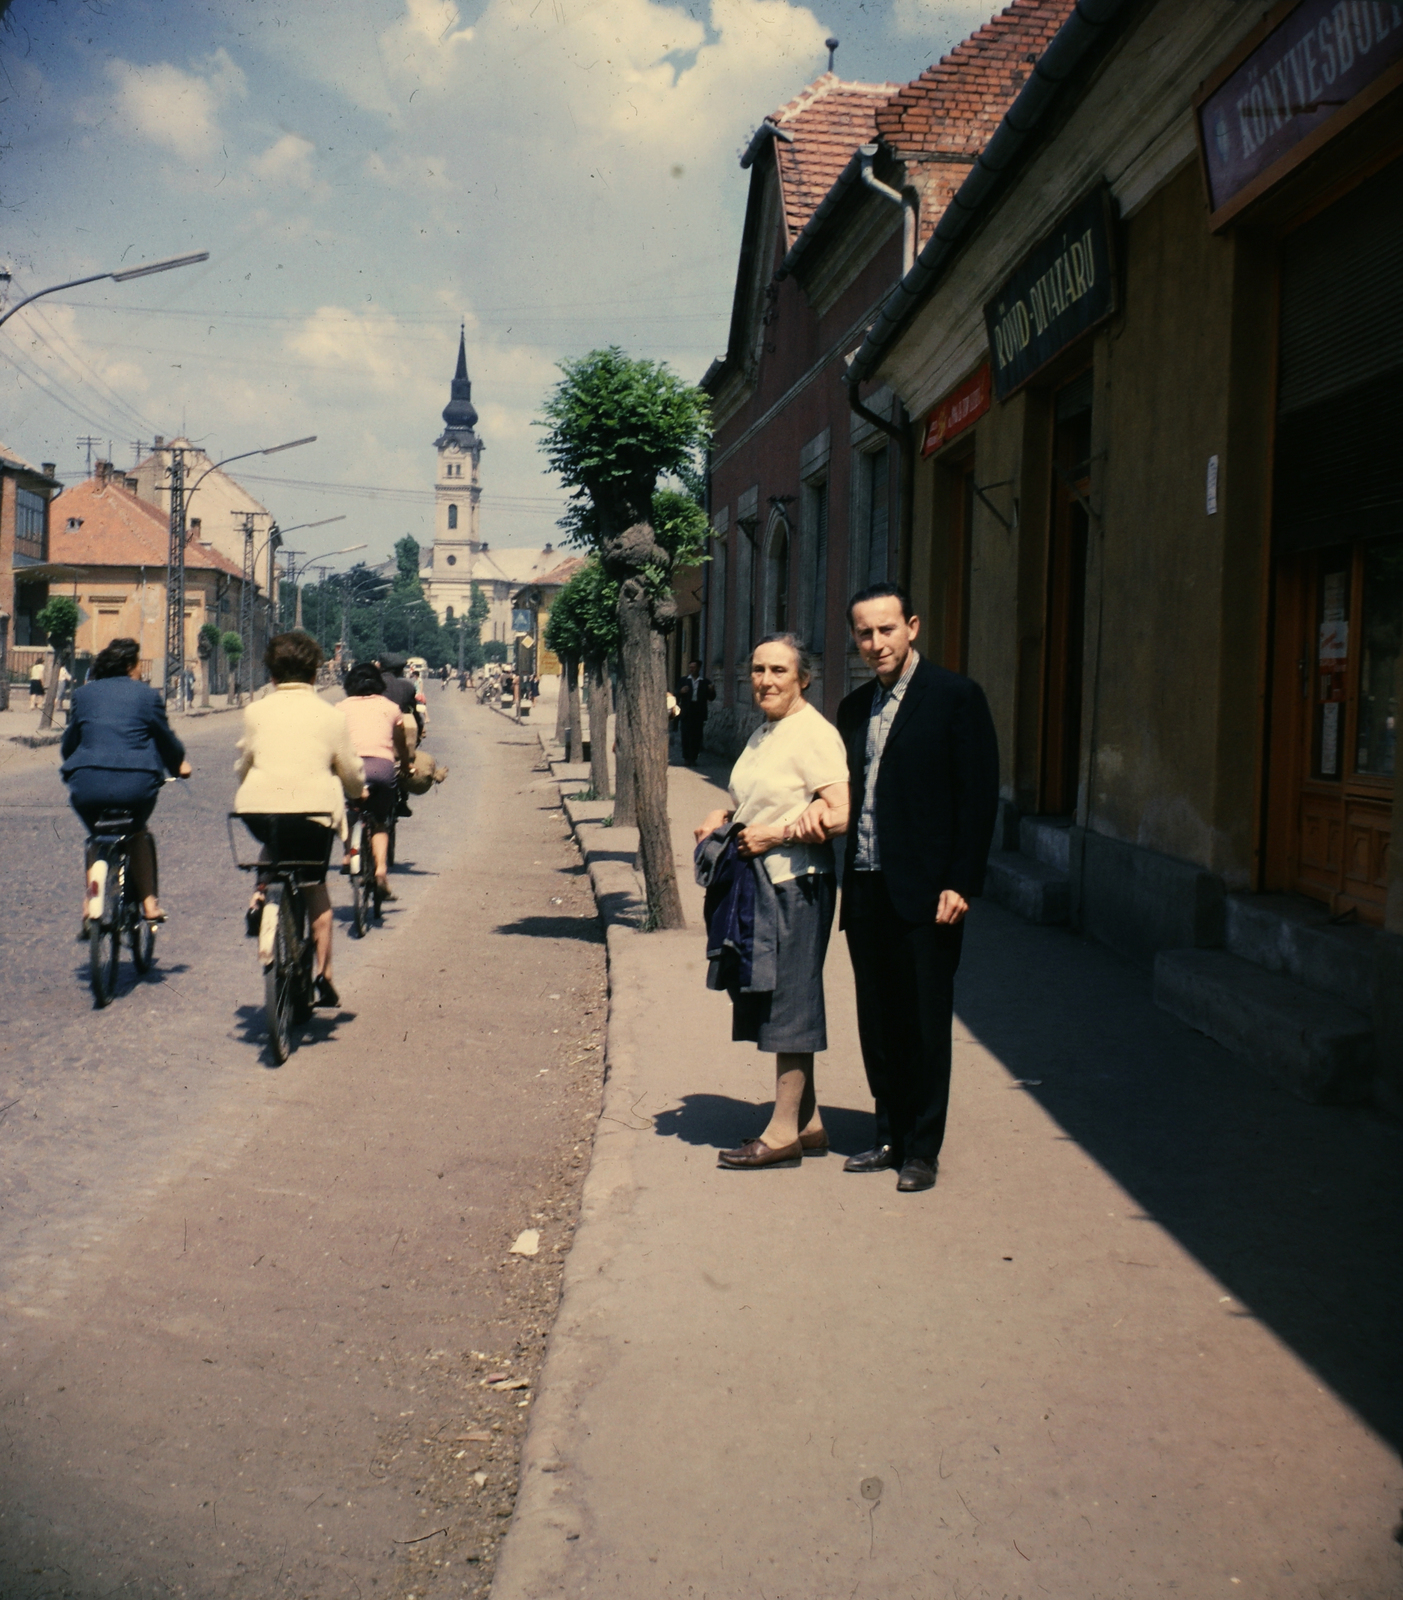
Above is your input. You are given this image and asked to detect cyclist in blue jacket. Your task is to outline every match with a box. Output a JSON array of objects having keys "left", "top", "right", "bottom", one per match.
[{"left": 61, "top": 637, "right": 191, "bottom": 926}]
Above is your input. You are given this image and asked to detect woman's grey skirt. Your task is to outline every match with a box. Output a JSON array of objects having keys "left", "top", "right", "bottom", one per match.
[{"left": 730, "top": 872, "right": 836, "bottom": 1053}]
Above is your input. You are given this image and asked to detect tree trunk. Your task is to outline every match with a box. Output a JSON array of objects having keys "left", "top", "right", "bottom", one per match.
[
  {"left": 565, "top": 654, "right": 584, "bottom": 764},
  {"left": 617, "top": 579, "right": 683, "bottom": 929},
  {"left": 39, "top": 649, "right": 63, "bottom": 730},
  {"left": 586, "top": 655, "right": 611, "bottom": 800},
  {"left": 612, "top": 656, "right": 637, "bottom": 830},
  {"left": 199, "top": 654, "right": 211, "bottom": 709},
  {"left": 554, "top": 654, "right": 572, "bottom": 750}
]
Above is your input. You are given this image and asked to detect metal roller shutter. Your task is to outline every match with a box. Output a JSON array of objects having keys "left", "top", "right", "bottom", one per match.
[{"left": 1273, "top": 158, "right": 1403, "bottom": 552}]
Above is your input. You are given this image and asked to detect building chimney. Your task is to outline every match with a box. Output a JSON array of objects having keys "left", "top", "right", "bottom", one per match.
[
  {"left": 189, "top": 517, "right": 202, "bottom": 543},
  {"left": 153, "top": 435, "right": 165, "bottom": 449},
  {"left": 124, "top": 476, "right": 138, "bottom": 493},
  {"left": 95, "top": 460, "right": 111, "bottom": 485},
  {"left": 41, "top": 462, "right": 55, "bottom": 479}
]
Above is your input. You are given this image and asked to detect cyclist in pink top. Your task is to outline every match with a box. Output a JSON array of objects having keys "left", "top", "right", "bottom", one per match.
[{"left": 340, "top": 663, "right": 411, "bottom": 899}]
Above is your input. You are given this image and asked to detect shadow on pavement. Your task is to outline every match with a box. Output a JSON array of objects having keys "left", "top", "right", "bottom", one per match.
[
  {"left": 954, "top": 903, "right": 1403, "bottom": 1454},
  {"left": 654, "top": 1092, "right": 874, "bottom": 1156},
  {"left": 494, "top": 915, "right": 604, "bottom": 944}
]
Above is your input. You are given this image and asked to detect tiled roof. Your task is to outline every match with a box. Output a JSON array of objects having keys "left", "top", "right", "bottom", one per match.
[
  {"left": 876, "top": 0, "right": 1075, "bottom": 157},
  {"left": 50, "top": 476, "right": 245, "bottom": 579},
  {"left": 0, "top": 439, "right": 56, "bottom": 480},
  {"left": 767, "top": 75, "right": 902, "bottom": 241},
  {"left": 537, "top": 556, "right": 587, "bottom": 589}
]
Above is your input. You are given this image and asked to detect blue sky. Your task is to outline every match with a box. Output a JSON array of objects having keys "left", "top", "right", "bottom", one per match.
[{"left": 2, "top": 0, "right": 998, "bottom": 567}]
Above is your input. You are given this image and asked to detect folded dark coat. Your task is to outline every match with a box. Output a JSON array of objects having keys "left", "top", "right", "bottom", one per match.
[{"left": 694, "top": 827, "right": 778, "bottom": 995}]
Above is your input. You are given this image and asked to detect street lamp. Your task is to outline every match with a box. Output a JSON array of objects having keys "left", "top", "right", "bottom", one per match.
[
  {"left": 163, "top": 434, "right": 316, "bottom": 710},
  {"left": 288, "top": 543, "right": 367, "bottom": 631},
  {"left": 0, "top": 251, "right": 210, "bottom": 329}
]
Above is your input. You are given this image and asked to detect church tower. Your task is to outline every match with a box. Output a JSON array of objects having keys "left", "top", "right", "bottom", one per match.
[{"left": 422, "top": 327, "right": 482, "bottom": 624}]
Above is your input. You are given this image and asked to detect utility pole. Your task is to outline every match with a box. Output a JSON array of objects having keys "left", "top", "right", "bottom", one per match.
[
  {"left": 76, "top": 436, "right": 101, "bottom": 473},
  {"left": 236, "top": 511, "right": 264, "bottom": 702},
  {"left": 280, "top": 550, "right": 305, "bottom": 631},
  {"left": 163, "top": 446, "right": 187, "bottom": 709}
]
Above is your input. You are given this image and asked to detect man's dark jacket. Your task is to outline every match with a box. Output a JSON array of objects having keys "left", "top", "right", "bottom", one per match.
[
  {"left": 60, "top": 676, "right": 186, "bottom": 780},
  {"left": 676, "top": 674, "right": 716, "bottom": 721},
  {"left": 837, "top": 656, "right": 999, "bottom": 925}
]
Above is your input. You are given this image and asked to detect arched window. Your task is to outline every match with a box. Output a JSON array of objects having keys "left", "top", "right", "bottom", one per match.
[
  {"left": 448, "top": 503, "right": 458, "bottom": 529},
  {"left": 761, "top": 508, "right": 791, "bottom": 634},
  {"left": 446, "top": 606, "right": 455, "bottom": 621}
]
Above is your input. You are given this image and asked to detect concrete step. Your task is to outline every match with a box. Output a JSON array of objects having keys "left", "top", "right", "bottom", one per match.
[
  {"left": 1020, "top": 815, "right": 1073, "bottom": 872},
  {"left": 985, "top": 850, "right": 1070, "bottom": 925},
  {"left": 1224, "top": 893, "right": 1375, "bottom": 1014},
  {"left": 1154, "top": 948, "right": 1374, "bottom": 1104}
]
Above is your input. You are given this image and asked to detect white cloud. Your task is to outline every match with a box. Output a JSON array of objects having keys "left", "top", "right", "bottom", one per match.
[
  {"left": 253, "top": 133, "right": 318, "bottom": 188},
  {"left": 890, "top": 0, "right": 1004, "bottom": 44},
  {"left": 106, "top": 48, "right": 246, "bottom": 158}
]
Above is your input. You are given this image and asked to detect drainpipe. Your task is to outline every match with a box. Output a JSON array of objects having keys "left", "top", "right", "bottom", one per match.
[{"left": 858, "top": 145, "right": 916, "bottom": 276}]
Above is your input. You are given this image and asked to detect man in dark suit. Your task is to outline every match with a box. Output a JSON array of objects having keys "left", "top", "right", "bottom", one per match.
[
  {"left": 675, "top": 658, "right": 716, "bottom": 766},
  {"left": 837, "top": 584, "right": 999, "bottom": 1193}
]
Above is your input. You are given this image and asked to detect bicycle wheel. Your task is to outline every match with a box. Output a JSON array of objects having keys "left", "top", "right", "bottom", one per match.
[
  {"left": 350, "top": 848, "right": 370, "bottom": 938},
  {"left": 264, "top": 891, "right": 296, "bottom": 1064},
  {"left": 130, "top": 896, "right": 156, "bottom": 974},
  {"left": 293, "top": 893, "right": 315, "bottom": 1024},
  {"left": 88, "top": 854, "right": 121, "bottom": 1008},
  {"left": 386, "top": 810, "right": 397, "bottom": 871}
]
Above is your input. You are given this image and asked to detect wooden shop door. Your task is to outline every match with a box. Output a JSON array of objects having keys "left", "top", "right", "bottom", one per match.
[{"left": 1273, "top": 538, "right": 1399, "bottom": 923}]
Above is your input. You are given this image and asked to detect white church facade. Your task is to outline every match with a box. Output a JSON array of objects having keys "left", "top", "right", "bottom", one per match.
[{"left": 420, "top": 332, "right": 574, "bottom": 646}]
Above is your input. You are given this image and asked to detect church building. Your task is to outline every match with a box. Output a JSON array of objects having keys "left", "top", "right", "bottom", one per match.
[{"left": 421, "top": 328, "right": 483, "bottom": 624}]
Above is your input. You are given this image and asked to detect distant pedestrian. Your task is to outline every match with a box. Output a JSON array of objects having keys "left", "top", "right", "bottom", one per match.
[
  {"left": 676, "top": 657, "right": 715, "bottom": 766},
  {"left": 837, "top": 584, "right": 998, "bottom": 1194},
  {"left": 693, "top": 633, "right": 849, "bottom": 1169},
  {"left": 29, "top": 660, "right": 45, "bottom": 708}
]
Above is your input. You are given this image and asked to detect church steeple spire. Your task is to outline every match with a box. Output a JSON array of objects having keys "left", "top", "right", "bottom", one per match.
[{"left": 442, "top": 323, "right": 478, "bottom": 430}]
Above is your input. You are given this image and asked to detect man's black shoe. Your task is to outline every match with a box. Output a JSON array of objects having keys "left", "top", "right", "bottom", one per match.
[
  {"left": 395, "top": 799, "right": 413, "bottom": 818},
  {"left": 896, "top": 1158, "right": 937, "bottom": 1193},
  {"left": 843, "top": 1144, "right": 897, "bottom": 1174}
]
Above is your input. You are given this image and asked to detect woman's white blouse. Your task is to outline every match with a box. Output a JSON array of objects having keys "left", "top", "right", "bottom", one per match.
[{"left": 728, "top": 700, "right": 848, "bottom": 883}]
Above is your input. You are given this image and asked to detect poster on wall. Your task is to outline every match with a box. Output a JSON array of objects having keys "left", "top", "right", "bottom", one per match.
[{"left": 983, "top": 188, "right": 1117, "bottom": 402}]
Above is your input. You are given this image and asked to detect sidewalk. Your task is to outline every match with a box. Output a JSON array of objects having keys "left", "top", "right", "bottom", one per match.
[{"left": 497, "top": 739, "right": 1402, "bottom": 1598}]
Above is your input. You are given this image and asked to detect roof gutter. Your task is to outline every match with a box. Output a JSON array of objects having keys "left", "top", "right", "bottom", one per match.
[
  {"left": 739, "top": 118, "right": 795, "bottom": 170},
  {"left": 844, "top": 0, "right": 1131, "bottom": 393}
]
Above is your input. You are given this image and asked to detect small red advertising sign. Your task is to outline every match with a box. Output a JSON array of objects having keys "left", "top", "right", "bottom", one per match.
[{"left": 922, "top": 365, "right": 991, "bottom": 457}]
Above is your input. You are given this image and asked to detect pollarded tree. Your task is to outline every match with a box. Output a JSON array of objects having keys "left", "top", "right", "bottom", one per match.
[
  {"left": 35, "top": 595, "right": 80, "bottom": 730},
  {"left": 546, "top": 558, "right": 620, "bottom": 799},
  {"left": 538, "top": 349, "right": 710, "bottom": 930}
]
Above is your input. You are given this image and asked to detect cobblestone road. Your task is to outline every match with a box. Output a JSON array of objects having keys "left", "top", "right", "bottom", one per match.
[{"left": 0, "top": 692, "right": 608, "bottom": 1599}]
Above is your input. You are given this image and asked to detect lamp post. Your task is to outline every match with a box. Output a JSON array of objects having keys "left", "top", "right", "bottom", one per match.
[
  {"left": 0, "top": 251, "right": 210, "bottom": 329},
  {"left": 163, "top": 435, "right": 316, "bottom": 709},
  {"left": 285, "top": 543, "right": 366, "bottom": 631}
]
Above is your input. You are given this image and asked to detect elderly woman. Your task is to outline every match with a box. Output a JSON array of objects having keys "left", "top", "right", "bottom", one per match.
[
  {"left": 235, "top": 632, "right": 365, "bottom": 1008},
  {"left": 694, "top": 633, "right": 849, "bottom": 1169}
]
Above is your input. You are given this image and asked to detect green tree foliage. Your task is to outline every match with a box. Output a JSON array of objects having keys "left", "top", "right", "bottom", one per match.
[
  {"left": 537, "top": 347, "right": 711, "bottom": 930},
  {"left": 545, "top": 558, "right": 620, "bottom": 663},
  {"left": 483, "top": 638, "right": 508, "bottom": 664},
  {"left": 296, "top": 544, "right": 462, "bottom": 669},
  {"left": 35, "top": 595, "right": 80, "bottom": 655},
  {"left": 220, "top": 630, "right": 244, "bottom": 662}
]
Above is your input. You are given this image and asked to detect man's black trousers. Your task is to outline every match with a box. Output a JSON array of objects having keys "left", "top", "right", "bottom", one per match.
[
  {"left": 843, "top": 870, "right": 964, "bottom": 1165},
  {"left": 680, "top": 713, "right": 705, "bottom": 765}
]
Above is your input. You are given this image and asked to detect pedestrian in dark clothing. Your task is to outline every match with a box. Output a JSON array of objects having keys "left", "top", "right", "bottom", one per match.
[
  {"left": 836, "top": 584, "right": 999, "bottom": 1194},
  {"left": 60, "top": 636, "right": 191, "bottom": 926},
  {"left": 676, "top": 658, "right": 715, "bottom": 766}
]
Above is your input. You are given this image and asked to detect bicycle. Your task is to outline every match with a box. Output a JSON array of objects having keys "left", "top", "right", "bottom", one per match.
[
  {"left": 343, "top": 796, "right": 395, "bottom": 937},
  {"left": 83, "top": 809, "right": 158, "bottom": 1007},
  {"left": 229, "top": 812, "right": 332, "bottom": 1064}
]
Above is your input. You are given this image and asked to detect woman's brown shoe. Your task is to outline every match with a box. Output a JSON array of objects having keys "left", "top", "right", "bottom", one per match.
[
  {"left": 718, "top": 1138, "right": 802, "bottom": 1169},
  {"left": 799, "top": 1129, "right": 829, "bottom": 1155}
]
